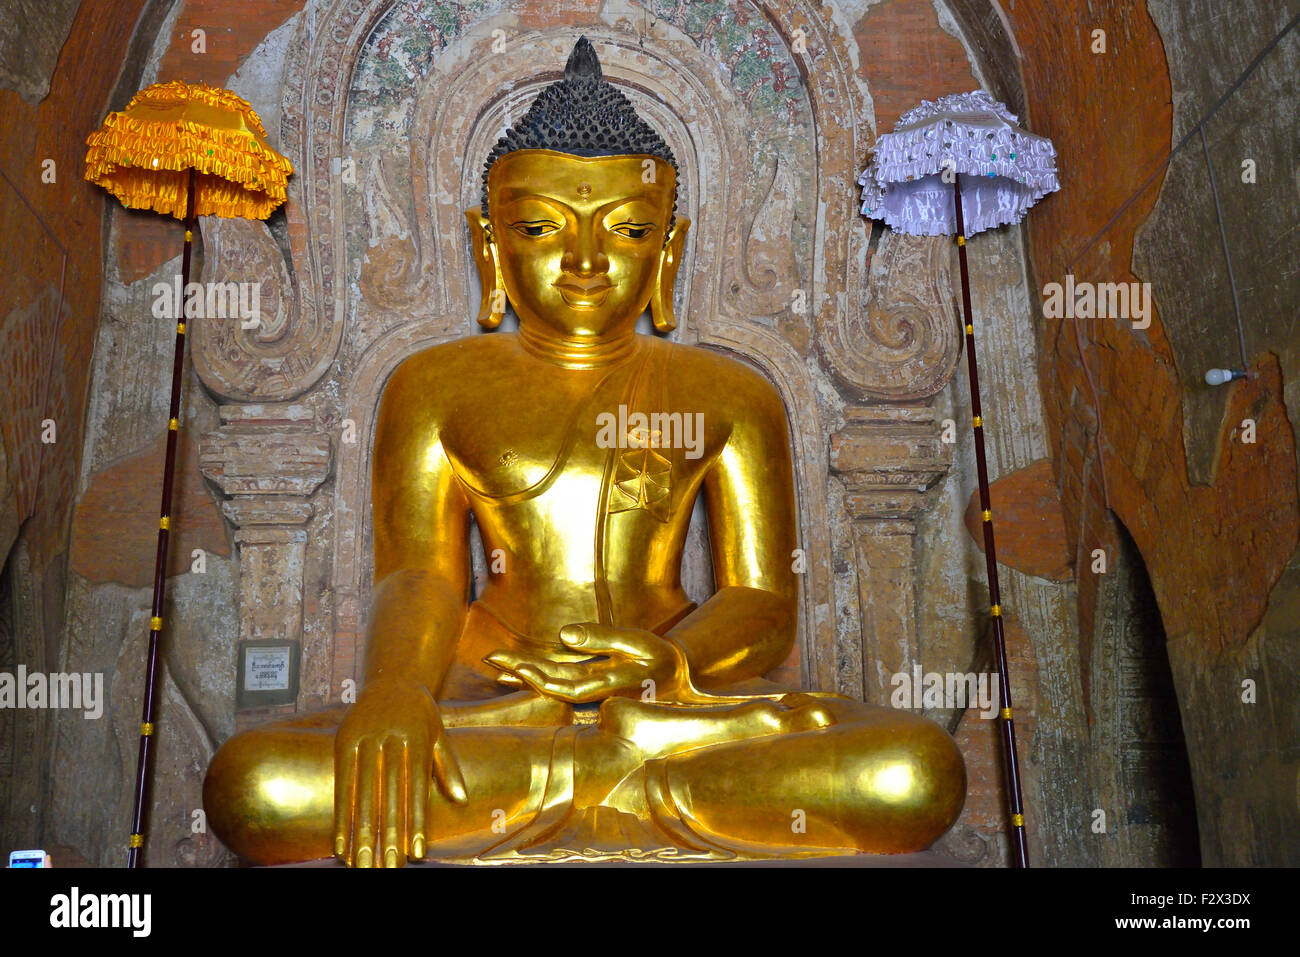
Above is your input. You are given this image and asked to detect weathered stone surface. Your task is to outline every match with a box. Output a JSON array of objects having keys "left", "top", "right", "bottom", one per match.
[
  {"left": 962, "top": 458, "right": 1072, "bottom": 582},
  {"left": 0, "top": 0, "right": 80, "bottom": 104},
  {"left": 1090, "top": 524, "right": 1200, "bottom": 866},
  {"left": 832, "top": 405, "right": 952, "bottom": 705},
  {"left": 1137, "top": 0, "right": 1300, "bottom": 486},
  {"left": 70, "top": 430, "right": 230, "bottom": 587},
  {"left": 199, "top": 425, "right": 330, "bottom": 498},
  {"left": 110, "top": 206, "right": 185, "bottom": 285},
  {"left": 109, "top": 610, "right": 232, "bottom": 867},
  {"left": 191, "top": 214, "right": 331, "bottom": 402},
  {"left": 198, "top": 404, "right": 329, "bottom": 721},
  {"left": 941, "top": 0, "right": 1026, "bottom": 124},
  {"left": 154, "top": 0, "right": 306, "bottom": 89},
  {"left": 843, "top": 231, "right": 962, "bottom": 399},
  {"left": 853, "top": 0, "right": 983, "bottom": 133},
  {"left": 831, "top": 406, "right": 953, "bottom": 515},
  {"left": 0, "top": 0, "right": 153, "bottom": 856},
  {"left": 938, "top": 614, "right": 1047, "bottom": 867},
  {"left": 0, "top": 542, "right": 54, "bottom": 856},
  {"left": 1011, "top": 0, "right": 1300, "bottom": 864}
]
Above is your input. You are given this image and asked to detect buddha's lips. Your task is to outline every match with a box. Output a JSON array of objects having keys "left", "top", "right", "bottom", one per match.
[{"left": 554, "top": 276, "right": 614, "bottom": 295}]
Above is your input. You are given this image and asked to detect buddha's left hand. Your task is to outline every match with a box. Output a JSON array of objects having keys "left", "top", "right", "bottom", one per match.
[{"left": 484, "top": 623, "right": 689, "bottom": 703}]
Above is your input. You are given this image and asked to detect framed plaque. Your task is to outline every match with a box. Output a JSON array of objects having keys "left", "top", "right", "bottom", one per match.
[{"left": 236, "top": 639, "right": 300, "bottom": 710}]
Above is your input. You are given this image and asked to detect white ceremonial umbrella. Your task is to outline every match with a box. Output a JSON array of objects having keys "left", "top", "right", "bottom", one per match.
[
  {"left": 859, "top": 90, "right": 1058, "bottom": 234},
  {"left": 859, "top": 90, "right": 1060, "bottom": 869}
]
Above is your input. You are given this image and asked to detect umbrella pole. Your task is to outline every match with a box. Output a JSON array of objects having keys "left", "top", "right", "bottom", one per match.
[
  {"left": 127, "top": 167, "right": 196, "bottom": 868},
  {"left": 952, "top": 174, "right": 1030, "bottom": 868}
]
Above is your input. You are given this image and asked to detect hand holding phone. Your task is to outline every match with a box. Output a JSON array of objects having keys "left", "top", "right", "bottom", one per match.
[{"left": 8, "top": 849, "right": 51, "bottom": 868}]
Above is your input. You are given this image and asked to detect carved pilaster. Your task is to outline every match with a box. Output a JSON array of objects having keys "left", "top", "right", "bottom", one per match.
[
  {"left": 831, "top": 407, "right": 952, "bottom": 706},
  {"left": 199, "top": 405, "right": 331, "bottom": 715}
]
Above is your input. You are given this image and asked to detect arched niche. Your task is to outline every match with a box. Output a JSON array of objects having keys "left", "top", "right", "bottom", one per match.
[{"left": 195, "top": 0, "right": 968, "bottom": 701}]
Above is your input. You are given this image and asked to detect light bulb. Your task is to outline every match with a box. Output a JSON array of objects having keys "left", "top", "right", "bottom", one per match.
[{"left": 1204, "top": 368, "right": 1245, "bottom": 386}]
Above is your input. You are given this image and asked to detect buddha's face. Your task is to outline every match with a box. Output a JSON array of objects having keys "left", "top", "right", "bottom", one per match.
[{"left": 485, "top": 149, "right": 678, "bottom": 337}]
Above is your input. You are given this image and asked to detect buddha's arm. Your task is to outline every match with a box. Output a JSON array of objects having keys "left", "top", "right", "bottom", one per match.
[
  {"left": 334, "top": 359, "right": 471, "bottom": 866},
  {"left": 667, "top": 384, "right": 799, "bottom": 688},
  {"left": 366, "top": 360, "right": 472, "bottom": 694},
  {"left": 364, "top": 570, "right": 465, "bottom": 693}
]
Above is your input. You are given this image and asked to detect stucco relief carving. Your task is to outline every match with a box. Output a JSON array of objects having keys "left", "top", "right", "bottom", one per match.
[
  {"left": 190, "top": 215, "right": 339, "bottom": 402},
  {"left": 830, "top": 229, "right": 962, "bottom": 400}
]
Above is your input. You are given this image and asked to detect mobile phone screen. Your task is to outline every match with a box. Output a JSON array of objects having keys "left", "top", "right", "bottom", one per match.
[{"left": 8, "top": 851, "right": 46, "bottom": 868}]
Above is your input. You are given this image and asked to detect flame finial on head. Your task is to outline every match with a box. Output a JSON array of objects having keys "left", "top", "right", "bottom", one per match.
[{"left": 564, "top": 34, "right": 602, "bottom": 82}]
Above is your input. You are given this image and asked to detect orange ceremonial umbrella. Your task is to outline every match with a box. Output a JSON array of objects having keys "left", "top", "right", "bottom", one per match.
[{"left": 84, "top": 80, "right": 292, "bottom": 867}]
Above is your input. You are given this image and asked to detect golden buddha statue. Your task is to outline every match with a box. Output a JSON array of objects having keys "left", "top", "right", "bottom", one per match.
[{"left": 203, "top": 38, "right": 965, "bottom": 866}]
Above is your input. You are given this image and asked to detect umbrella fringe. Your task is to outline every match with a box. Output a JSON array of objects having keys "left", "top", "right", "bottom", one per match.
[
  {"left": 83, "top": 81, "right": 293, "bottom": 221},
  {"left": 86, "top": 168, "right": 285, "bottom": 220},
  {"left": 86, "top": 121, "right": 290, "bottom": 176}
]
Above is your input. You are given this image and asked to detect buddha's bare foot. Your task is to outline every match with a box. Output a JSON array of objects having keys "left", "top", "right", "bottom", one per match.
[
  {"left": 772, "top": 693, "right": 838, "bottom": 732},
  {"left": 592, "top": 692, "right": 835, "bottom": 760}
]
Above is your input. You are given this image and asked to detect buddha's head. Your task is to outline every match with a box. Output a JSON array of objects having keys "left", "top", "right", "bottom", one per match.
[{"left": 466, "top": 37, "right": 690, "bottom": 336}]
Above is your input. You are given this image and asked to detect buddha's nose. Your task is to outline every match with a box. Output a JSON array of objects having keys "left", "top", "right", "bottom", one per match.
[{"left": 561, "top": 223, "right": 610, "bottom": 277}]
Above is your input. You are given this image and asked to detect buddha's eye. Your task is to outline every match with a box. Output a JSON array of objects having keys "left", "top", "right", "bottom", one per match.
[
  {"left": 510, "top": 220, "right": 561, "bottom": 238},
  {"left": 611, "top": 222, "right": 654, "bottom": 240}
]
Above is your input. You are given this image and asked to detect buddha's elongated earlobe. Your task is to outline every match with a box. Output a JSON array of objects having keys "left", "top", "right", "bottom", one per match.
[
  {"left": 650, "top": 219, "right": 690, "bottom": 333},
  {"left": 465, "top": 208, "right": 508, "bottom": 328}
]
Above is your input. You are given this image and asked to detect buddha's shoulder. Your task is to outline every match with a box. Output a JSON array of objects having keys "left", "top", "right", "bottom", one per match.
[
  {"left": 653, "top": 338, "right": 783, "bottom": 407},
  {"left": 384, "top": 334, "right": 520, "bottom": 389}
]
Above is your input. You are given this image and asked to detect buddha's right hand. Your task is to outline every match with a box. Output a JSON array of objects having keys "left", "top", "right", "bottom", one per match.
[{"left": 333, "top": 678, "right": 468, "bottom": 867}]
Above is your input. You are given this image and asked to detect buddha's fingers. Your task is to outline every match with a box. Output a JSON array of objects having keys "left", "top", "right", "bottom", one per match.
[
  {"left": 353, "top": 737, "right": 380, "bottom": 868},
  {"left": 408, "top": 735, "right": 429, "bottom": 861},
  {"left": 512, "top": 664, "right": 609, "bottom": 703},
  {"left": 485, "top": 650, "right": 593, "bottom": 683},
  {"left": 560, "top": 623, "right": 663, "bottom": 660},
  {"left": 333, "top": 741, "right": 358, "bottom": 862},
  {"left": 382, "top": 738, "right": 404, "bottom": 868}
]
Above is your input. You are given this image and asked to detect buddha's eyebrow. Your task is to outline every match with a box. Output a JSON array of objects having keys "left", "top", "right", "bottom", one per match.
[
  {"left": 496, "top": 189, "right": 661, "bottom": 216},
  {"left": 603, "top": 202, "right": 659, "bottom": 219},
  {"left": 493, "top": 188, "right": 565, "bottom": 208}
]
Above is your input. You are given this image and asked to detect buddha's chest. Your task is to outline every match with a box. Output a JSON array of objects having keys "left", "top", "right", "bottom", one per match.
[{"left": 440, "top": 391, "right": 710, "bottom": 528}]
